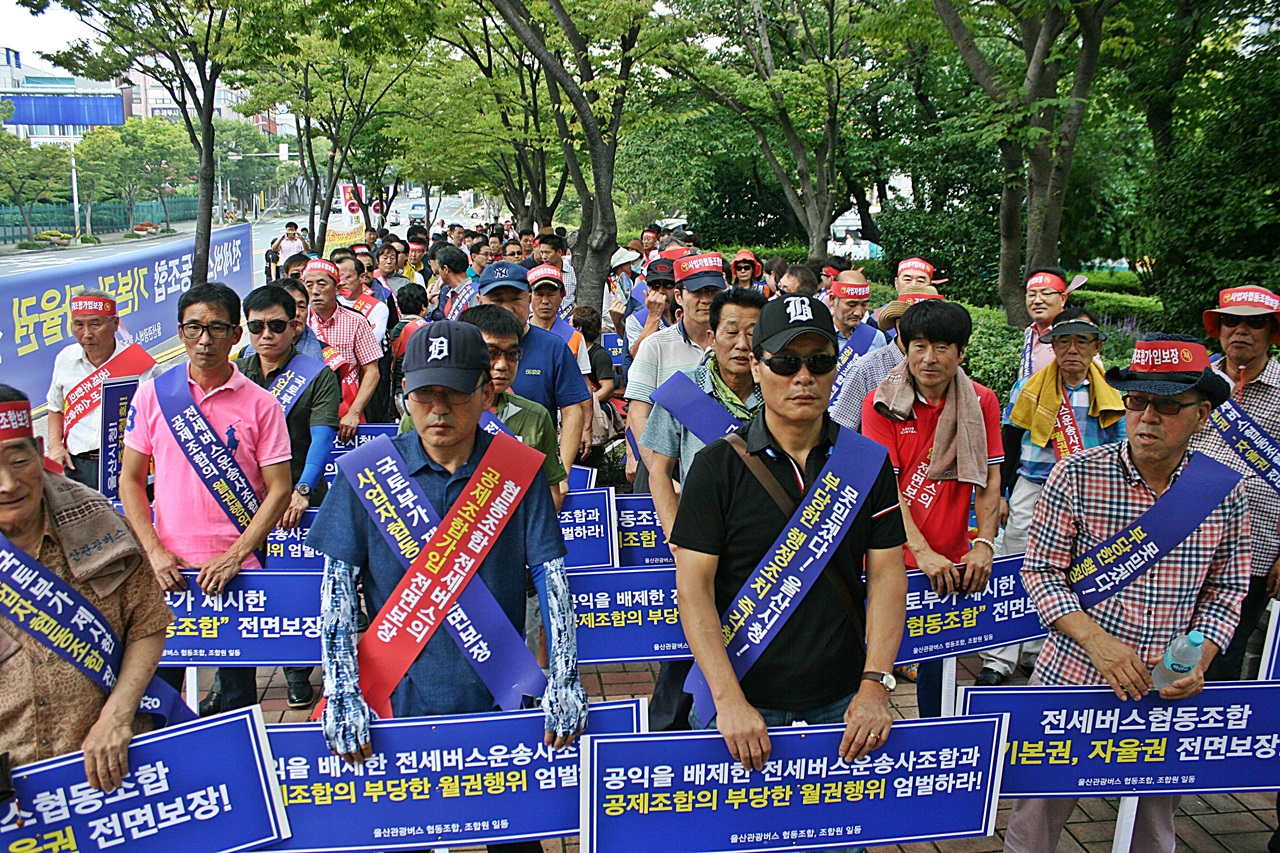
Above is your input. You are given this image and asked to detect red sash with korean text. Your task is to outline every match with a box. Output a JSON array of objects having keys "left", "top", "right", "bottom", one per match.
[
  {"left": 1050, "top": 397, "right": 1085, "bottom": 460},
  {"left": 899, "top": 439, "right": 942, "bottom": 531},
  {"left": 321, "top": 344, "right": 362, "bottom": 421},
  {"left": 356, "top": 431, "right": 543, "bottom": 719},
  {"left": 62, "top": 343, "right": 156, "bottom": 436},
  {"left": 351, "top": 292, "right": 381, "bottom": 320}
]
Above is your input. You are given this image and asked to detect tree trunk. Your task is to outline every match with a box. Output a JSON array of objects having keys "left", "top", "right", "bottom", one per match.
[
  {"left": 192, "top": 102, "right": 217, "bottom": 288},
  {"left": 998, "top": 139, "right": 1029, "bottom": 326},
  {"left": 159, "top": 192, "right": 171, "bottom": 230},
  {"left": 17, "top": 197, "right": 34, "bottom": 241}
]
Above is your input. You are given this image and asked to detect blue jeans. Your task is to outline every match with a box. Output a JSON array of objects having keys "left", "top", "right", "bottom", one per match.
[
  {"left": 691, "top": 693, "right": 866, "bottom": 853},
  {"left": 915, "top": 658, "right": 944, "bottom": 718}
]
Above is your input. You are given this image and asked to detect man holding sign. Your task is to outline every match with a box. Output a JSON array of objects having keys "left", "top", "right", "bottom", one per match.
[
  {"left": 45, "top": 291, "right": 157, "bottom": 490},
  {"left": 1007, "top": 335, "right": 1249, "bottom": 852},
  {"left": 307, "top": 321, "right": 586, "bottom": 846},
  {"left": 672, "top": 294, "right": 908, "bottom": 775}
]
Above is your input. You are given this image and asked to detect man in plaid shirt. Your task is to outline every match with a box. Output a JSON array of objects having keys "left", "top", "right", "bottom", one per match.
[{"left": 1006, "top": 334, "right": 1249, "bottom": 853}]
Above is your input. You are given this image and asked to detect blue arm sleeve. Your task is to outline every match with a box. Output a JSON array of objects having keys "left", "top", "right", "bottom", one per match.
[{"left": 301, "top": 425, "right": 338, "bottom": 489}]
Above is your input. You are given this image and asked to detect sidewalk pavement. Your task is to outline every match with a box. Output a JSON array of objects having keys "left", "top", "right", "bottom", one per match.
[{"left": 227, "top": 653, "right": 1278, "bottom": 852}]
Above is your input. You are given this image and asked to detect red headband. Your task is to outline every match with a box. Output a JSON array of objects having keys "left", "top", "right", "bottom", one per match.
[
  {"left": 408, "top": 241, "right": 426, "bottom": 252},
  {"left": 900, "top": 292, "right": 943, "bottom": 306},
  {"left": 831, "top": 280, "right": 870, "bottom": 300},
  {"left": 1129, "top": 341, "right": 1211, "bottom": 374},
  {"left": 642, "top": 230, "right": 658, "bottom": 239},
  {"left": 303, "top": 259, "right": 340, "bottom": 282},
  {"left": 0, "top": 401, "right": 34, "bottom": 442},
  {"left": 69, "top": 295, "right": 117, "bottom": 316},
  {"left": 898, "top": 257, "right": 935, "bottom": 278},
  {"left": 821, "top": 266, "right": 839, "bottom": 279},
  {"left": 1218, "top": 287, "right": 1280, "bottom": 313},
  {"left": 528, "top": 264, "right": 563, "bottom": 287},
  {"left": 1026, "top": 272, "right": 1067, "bottom": 293}
]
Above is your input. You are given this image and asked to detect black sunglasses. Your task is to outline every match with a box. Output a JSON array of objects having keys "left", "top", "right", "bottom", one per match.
[
  {"left": 761, "top": 353, "right": 838, "bottom": 376},
  {"left": 1219, "top": 314, "right": 1272, "bottom": 330},
  {"left": 247, "top": 319, "right": 290, "bottom": 335},
  {"left": 1123, "top": 395, "right": 1199, "bottom": 416}
]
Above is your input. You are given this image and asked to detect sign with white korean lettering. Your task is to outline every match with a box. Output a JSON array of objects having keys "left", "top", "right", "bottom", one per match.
[
  {"left": 602, "top": 333, "right": 624, "bottom": 367},
  {"left": 323, "top": 425, "right": 398, "bottom": 486},
  {"left": 261, "top": 700, "right": 645, "bottom": 852},
  {"left": 163, "top": 571, "right": 322, "bottom": 666},
  {"left": 961, "top": 683, "right": 1280, "bottom": 797},
  {"left": 265, "top": 510, "right": 324, "bottom": 569},
  {"left": 559, "top": 488, "right": 617, "bottom": 570},
  {"left": 897, "top": 555, "right": 1046, "bottom": 664},
  {"left": 569, "top": 567, "right": 688, "bottom": 664},
  {"left": 1, "top": 224, "right": 252, "bottom": 410},
  {"left": 581, "top": 715, "right": 1008, "bottom": 852},
  {"left": 98, "top": 377, "right": 138, "bottom": 501},
  {"left": 2, "top": 707, "right": 290, "bottom": 852},
  {"left": 615, "top": 494, "right": 673, "bottom": 568}
]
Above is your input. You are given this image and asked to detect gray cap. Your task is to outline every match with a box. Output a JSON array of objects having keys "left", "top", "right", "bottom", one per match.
[{"left": 403, "top": 320, "right": 490, "bottom": 394}]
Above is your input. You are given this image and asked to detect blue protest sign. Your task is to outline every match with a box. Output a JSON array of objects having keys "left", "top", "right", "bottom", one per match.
[
  {"left": 568, "top": 567, "right": 689, "bottom": 664},
  {"left": 2, "top": 707, "right": 290, "bottom": 852},
  {"left": 323, "top": 425, "right": 398, "bottom": 486},
  {"left": 265, "top": 510, "right": 325, "bottom": 569},
  {"left": 615, "top": 493, "right": 673, "bottom": 567},
  {"left": 163, "top": 571, "right": 322, "bottom": 666},
  {"left": 569, "top": 465, "right": 598, "bottom": 490},
  {"left": 1, "top": 224, "right": 253, "bottom": 410},
  {"left": 602, "top": 332, "right": 625, "bottom": 367},
  {"left": 581, "top": 715, "right": 1008, "bottom": 852},
  {"left": 961, "top": 682, "right": 1280, "bottom": 797},
  {"left": 98, "top": 377, "right": 138, "bottom": 501},
  {"left": 1261, "top": 604, "right": 1280, "bottom": 681},
  {"left": 897, "top": 555, "right": 1046, "bottom": 664},
  {"left": 261, "top": 699, "right": 645, "bottom": 852},
  {"left": 560, "top": 487, "right": 617, "bottom": 569}
]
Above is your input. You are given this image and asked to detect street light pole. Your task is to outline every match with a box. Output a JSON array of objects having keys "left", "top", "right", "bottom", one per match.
[{"left": 69, "top": 138, "right": 81, "bottom": 238}]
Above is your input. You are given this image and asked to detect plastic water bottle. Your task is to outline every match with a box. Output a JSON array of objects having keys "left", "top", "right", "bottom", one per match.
[{"left": 1152, "top": 631, "right": 1204, "bottom": 690}]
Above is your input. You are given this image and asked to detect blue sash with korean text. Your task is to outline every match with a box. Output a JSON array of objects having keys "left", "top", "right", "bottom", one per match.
[
  {"left": 830, "top": 325, "right": 876, "bottom": 406},
  {"left": 445, "top": 280, "right": 478, "bottom": 320},
  {"left": 0, "top": 532, "right": 196, "bottom": 726},
  {"left": 1067, "top": 452, "right": 1241, "bottom": 610},
  {"left": 480, "top": 410, "right": 516, "bottom": 437},
  {"left": 336, "top": 435, "right": 546, "bottom": 709},
  {"left": 649, "top": 370, "right": 740, "bottom": 446},
  {"left": 265, "top": 352, "right": 327, "bottom": 418},
  {"left": 1019, "top": 326, "right": 1035, "bottom": 379},
  {"left": 683, "top": 429, "right": 886, "bottom": 720},
  {"left": 1209, "top": 399, "right": 1280, "bottom": 498},
  {"left": 154, "top": 367, "right": 261, "bottom": 541}
]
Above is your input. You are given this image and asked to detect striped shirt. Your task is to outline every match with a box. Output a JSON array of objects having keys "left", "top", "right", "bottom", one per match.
[
  {"left": 1189, "top": 357, "right": 1280, "bottom": 573},
  {"left": 829, "top": 341, "right": 904, "bottom": 432},
  {"left": 1022, "top": 441, "right": 1250, "bottom": 687},
  {"left": 1003, "top": 376, "right": 1127, "bottom": 484},
  {"left": 308, "top": 304, "right": 382, "bottom": 368}
]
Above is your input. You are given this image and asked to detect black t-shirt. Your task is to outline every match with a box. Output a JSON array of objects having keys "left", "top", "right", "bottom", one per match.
[
  {"left": 586, "top": 342, "right": 614, "bottom": 388},
  {"left": 670, "top": 415, "right": 906, "bottom": 711}
]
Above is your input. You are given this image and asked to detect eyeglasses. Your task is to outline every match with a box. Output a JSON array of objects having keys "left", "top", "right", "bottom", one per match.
[
  {"left": 179, "top": 321, "right": 236, "bottom": 339},
  {"left": 761, "top": 353, "right": 838, "bottom": 376},
  {"left": 246, "top": 318, "right": 290, "bottom": 335},
  {"left": 487, "top": 345, "right": 523, "bottom": 362},
  {"left": 1219, "top": 314, "right": 1272, "bottom": 330},
  {"left": 477, "top": 250, "right": 494, "bottom": 258},
  {"left": 407, "top": 384, "right": 483, "bottom": 406},
  {"left": 1123, "top": 395, "right": 1200, "bottom": 416}
]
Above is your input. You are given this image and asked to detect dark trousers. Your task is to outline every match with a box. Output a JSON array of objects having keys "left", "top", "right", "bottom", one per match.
[
  {"left": 158, "top": 666, "right": 258, "bottom": 711},
  {"left": 64, "top": 453, "right": 99, "bottom": 491},
  {"left": 648, "top": 660, "right": 693, "bottom": 731},
  {"left": 915, "top": 659, "right": 944, "bottom": 718},
  {"left": 284, "top": 666, "right": 313, "bottom": 685},
  {"left": 1205, "top": 573, "right": 1272, "bottom": 681}
]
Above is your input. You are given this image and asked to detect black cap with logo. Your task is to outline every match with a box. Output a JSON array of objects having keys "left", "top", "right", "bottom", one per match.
[{"left": 753, "top": 294, "right": 838, "bottom": 354}]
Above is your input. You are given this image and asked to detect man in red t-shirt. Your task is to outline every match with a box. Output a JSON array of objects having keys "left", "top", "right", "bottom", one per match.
[{"left": 861, "top": 299, "right": 1003, "bottom": 717}]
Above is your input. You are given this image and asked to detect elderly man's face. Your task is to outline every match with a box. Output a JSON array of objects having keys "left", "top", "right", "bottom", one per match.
[
  {"left": 895, "top": 268, "right": 932, "bottom": 292},
  {"left": 0, "top": 435, "right": 44, "bottom": 537},
  {"left": 1219, "top": 313, "right": 1275, "bottom": 367},
  {"left": 832, "top": 297, "right": 870, "bottom": 331},
  {"left": 71, "top": 312, "right": 120, "bottom": 358},
  {"left": 1125, "top": 389, "right": 1211, "bottom": 471}
]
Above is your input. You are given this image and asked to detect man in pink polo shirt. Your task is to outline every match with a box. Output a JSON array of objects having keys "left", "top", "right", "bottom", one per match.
[{"left": 121, "top": 282, "right": 293, "bottom": 714}]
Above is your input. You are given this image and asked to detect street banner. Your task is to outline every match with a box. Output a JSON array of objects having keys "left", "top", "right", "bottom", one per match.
[
  {"left": 560, "top": 488, "right": 617, "bottom": 570},
  {"left": 602, "top": 333, "right": 624, "bottom": 367},
  {"left": 323, "top": 425, "right": 398, "bottom": 486},
  {"left": 98, "top": 377, "right": 138, "bottom": 501},
  {"left": 265, "top": 510, "right": 324, "bottom": 569},
  {"left": 163, "top": 571, "right": 323, "bottom": 666},
  {"left": 1, "top": 224, "right": 253, "bottom": 409},
  {"left": 568, "top": 566, "right": 688, "bottom": 664},
  {"left": 262, "top": 700, "right": 646, "bottom": 852},
  {"left": 580, "top": 715, "right": 1008, "bottom": 852},
  {"left": 897, "top": 555, "right": 1046, "bottom": 664},
  {"left": 2, "top": 707, "right": 290, "bottom": 852},
  {"left": 960, "top": 682, "right": 1280, "bottom": 797},
  {"left": 615, "top": 494, "right": 673, "bottom": 567},
  {"left": 569, "top": 465, "right": 598, "bottom": 490}
]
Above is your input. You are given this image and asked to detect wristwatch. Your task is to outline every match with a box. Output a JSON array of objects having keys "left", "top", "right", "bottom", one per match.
[
  {"left": 861, "top": 671, "right": 897, "bottom": 693},
  {"left": 294, "top": 482, "right": 312, "bottom": 497}
]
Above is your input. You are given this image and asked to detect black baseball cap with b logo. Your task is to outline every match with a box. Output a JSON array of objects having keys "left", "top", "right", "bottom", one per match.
[
  {"left": 753, "top": 294, "right": 838, "bottom": 354},
  {"left": 403, "top": 320, "right": 491, "bottom": 394}
]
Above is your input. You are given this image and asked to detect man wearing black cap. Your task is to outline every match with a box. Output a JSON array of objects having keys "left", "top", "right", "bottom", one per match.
[
  {"left": 306, "top": 322, "right": 587, "bottom": 853},
  {"left": 624, "top": 257, "right": 678, "bottom": 359},
  {"left": 1008, "top": 334, "right": 1249, "bottom": 852},
  {"left": 671, "top": 294, "right": 907, "bottom": 790}
]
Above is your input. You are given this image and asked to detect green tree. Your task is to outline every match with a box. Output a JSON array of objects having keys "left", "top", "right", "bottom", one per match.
[
  {"left": 0, "top": 136, "right": 71, "bottom": 239},
  {"left": 213, "top": 117, "right": 286, "bottom": 214},
  {"left": 116, "top": 118, "right": 194, "bottom": 229},
  {"left": 73, "top": 127, "right": 124, "bottom": 236}
]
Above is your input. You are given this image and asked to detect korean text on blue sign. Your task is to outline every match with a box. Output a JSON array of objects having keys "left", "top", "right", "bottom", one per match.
[
  {"left": 602, "top": 333, "right": 624, "bottom": 367},
  {"left": 569, "top": 567, "right": 688, "bottom": 664},
  {"left": 961, "top": 682, "right": 1280, "bottom": 797},
  {"left": 897, "top": 555, "right": 1045, "bottom": 664},
  {"left": 323, "top": 425, "right": 399, "bottom": 486},
  {"left": 0, "top": 224, "right": 252, "bottom": 408},
  {"left": 266, "top": 510, "right": 324, "bottom": 569},
  {"left": 2, "top": 707, "right": 290, "bottom": 853},
  {"left": 560, "top": 488, "right": 617, "bottom": 570},
  {"left": 615, "top": 494, "right": 672, "bottom": 567},
  {"left": 581, "top": 715, "right": 1008, "bottom": 852},
  {"left": 98, "top": 377, "right": 138, "bottom": 501},
  {"left": 163, "top": 571, "right": 322, "bottom": 666},
  {"left": 261, "top": 700, "right": 645, "bottom": 852}
]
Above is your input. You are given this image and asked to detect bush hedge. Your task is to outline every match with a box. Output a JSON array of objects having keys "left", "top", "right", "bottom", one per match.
[
  {"left": 1068, "top": 289, "right": 1164, "bottom": 328},
  {"left": 1069, "top": 270, "right": 1142, "bottom": 295},
  {"left": 16, "top": 240, "right": 44, "bottom": 250},
  {"left": 79, "top": 235, "right": 102, "bottom": 244},
  {"left": 121, "top": 232, "right": 143, "bottom": 240}
]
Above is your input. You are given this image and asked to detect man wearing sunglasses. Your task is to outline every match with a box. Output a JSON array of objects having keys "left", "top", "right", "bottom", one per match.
[
  {"left": 672, "top": 294, "right": 907, "bottom": 797},
  {"left": 1192, "top": 287, "right": 1280, "bottom": 684},
  {"left": 1007, "top": 335, "right": 1247, "bottom": 851}
]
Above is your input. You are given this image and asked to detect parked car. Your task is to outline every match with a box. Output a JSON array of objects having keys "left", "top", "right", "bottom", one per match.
[{"left": 408, "top": 203, "right": 428, "bottom": 226}]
